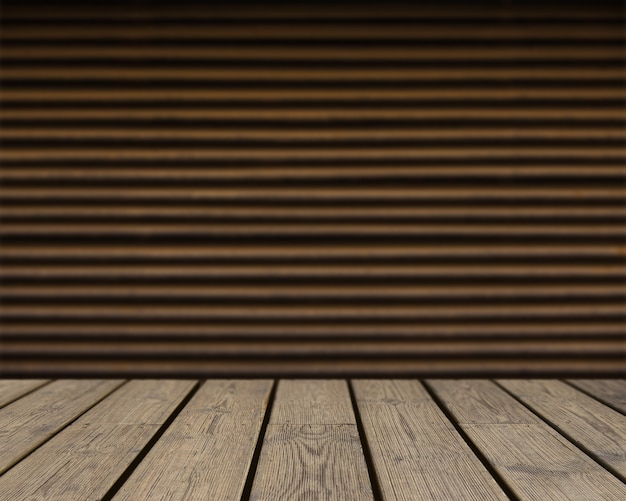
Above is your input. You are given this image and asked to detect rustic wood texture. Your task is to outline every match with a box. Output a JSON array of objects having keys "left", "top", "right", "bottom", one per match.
[
  {"left": 427, "top": 380, "right": 626, "bottom": 500},
  {"left": 0, "top": 380, "right": 195, "bottom": 501},
  {"left": 567, "top": 379, "right": 626, "bottom": 414},
  {"left": 496, "top": 379, "right": 626, "bottom": 478},
  {"left": 0, "top": 378, "right": 624, "bottom": 499},
  {"left": 113, "top": 380, "right": 273, "bottom": 501},
  {"left": 352, "top": 380, "right": 507, "bottom": 500},
  {"left": 0, "top": 379, "right": 49, "bottom": 408},
  {"left": 0, "top": 379, "right": 124, "bottom": 475},
  {"left": 0, "top": 0, "right": 624, "bottom": 377},
  {"left": 250, "top": 380, "right": 373, "bottom": 500}
]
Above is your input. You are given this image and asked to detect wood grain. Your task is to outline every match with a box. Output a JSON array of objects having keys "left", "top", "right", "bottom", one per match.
[
  {"left": 0, "top": 380, "right": 49, "bottom": 408},
  {"left": 0, "top": 379, "right": 124, "bottom": 474},
  {"left": 352, "top": 380, "right": 507, "bottom": 500},
  {"left": 250, "top": 380, "right": 373, "bottom": 500},
  {"left": 497, "top": 379, "right": 626, "bottom": 477},
  {"left": 428, "top": 380, "right": 626, "bottom": 500},
  {"left": 567, "top": 380, "right": 626, "bottom": 414},
  {"left": 113, "top": 380, "right": 272, "bottom": 501},
  {"left": 0, "top": 380, "right": 195, "bottom": 501}
]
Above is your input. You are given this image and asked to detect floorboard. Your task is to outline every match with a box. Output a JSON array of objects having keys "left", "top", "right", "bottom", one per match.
[
  {"left": 113, "top": 380, "right": 272, "bottom": 501},
  {"left": 0, "top": 379, "right": 624, "bottom": 500},
  {"left": 497, "top": 379, "right": 626, "bottom": 479},
  {"left": 0, "top": 380, "right": 195, "bottom": 501},
  {"left": 567, "top": 379, "right": 626, "bottom": 414},
  {"left": 0, "top": 379, "right": 124, "bottom": 475},
  {"left": 427, "top": 379, "right": 626, "bottom": 500},
  {"left": 352, "top": 380, "right": 507, "bottom": 500},
  {"left": 0, "top": 380, "right": 49, "bottom": 408},
  {"left": 250, "top": 380, "right": 373, "bottom": 500}
]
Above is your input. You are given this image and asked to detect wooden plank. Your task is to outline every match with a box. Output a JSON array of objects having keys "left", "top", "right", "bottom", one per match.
[
  {"left": 3, "top": 45, "right": 624, "bottom": 62},
  {"left": 0, "top": 379, "right": 124, "bottom": 474},
  {"left": 567, "top": 380, "right": 626, "bottom": 414},
  {"left": 1, "top": 244, "right": 621, "bottom": 261},
  {"left": 1, "top": 3, "right": 621, "bottom": 20},
  {"left": 250, "top": 380, "right": 373, "bottom": 500},
  {"left": 3, "top": 303, "right": 624, "bottom": 320},
  {"left": 2, "top": 222, "right": 623, "bottom": 238},
  {"left": 3, "top": 303, "right": 623, "bottom": 321},
  {"left": 3, "top": 339, "right": 622, "bottom": 358},
  {"left": 2, "top": 265, "right": 623, "bottom": 281},
  {"left": 3, "top": 359, "right": 623, "bottom": 377},
  {"left": 0, "top": 380, "right": 48, "bottom": 408},
  {"left": 352, "top": 380, "right": 507, "bottom": 500},
  {"left": 2, "top": 107, "right": 624, "bottom": 122},
  {"left": 2, "top": 187, "right": 622, "bottom": 203},
  {"left": 113, "top": 380, "right": 272, "bottom": 501},
  {"left": 2, "top": 147, "right": 623, "bottom": 163},
  {"left": 3, "top": 321, "right": 622, "bottom": 339},
  {"left": 2, "top": 23, "right": 622, "bottom": 41},
  {"left": 0, "top": 380, "right": 195, "bottom": 501},
  {"left": 497, "top": 379, "right": 626, "bottom": 478},
  {"left": 2, "top": 284, "right": 623, "bottom": 301},
  {"left": 5, "top": 129, "right": 626, "bottom": 143},
  {"left": 3, "top": 67, "right": 624, "bottom": 82},
  {"left": 2, "top": 204, "right": 624, "bottom": 219},
  {"left": 428, "top": 380, "right": 626, "bottom": 500},
  {"left": 3, "top": 87, "right": 623, "bottom": 102}
]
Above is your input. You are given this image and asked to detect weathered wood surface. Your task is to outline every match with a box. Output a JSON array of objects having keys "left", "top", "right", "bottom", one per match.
[
  {"left": 0, "top": 379, "right": 48, "bottom": 408},
  {"left": 567, "top": 379, "right": 626, "bottom": 414},
  {"left": 250, "top": 380, "right": 373, "bottom": 500},
  {"left": 352, "top": 380, "right": 507, "bottom": 500},
  {"left": 113, "top": 380, "right": 273, "bottom": 501},
  {"left": 0, "top": 380, "right": 195, "bottom": 501},
  {"left": 0, "top": 379, "right": 124, "bottom": 475},
  {"left": 0, "top": 379, "right": 624, "bottom": 500},
  {"left": 428, "top": 379, "right": 626, "bottom": 500},
  {"left": 497, "top": 379, "right": 626, "bottom": 478}
]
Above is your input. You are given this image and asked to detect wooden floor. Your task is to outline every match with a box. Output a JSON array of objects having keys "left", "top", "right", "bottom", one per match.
[{"left": 0, "top": 379, "right": 624, "bottom": 500}]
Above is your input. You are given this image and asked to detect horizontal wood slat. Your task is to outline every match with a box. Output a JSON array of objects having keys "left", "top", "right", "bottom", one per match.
[{"left": 1, "top": 1, "right": 624, "bottom": 377}]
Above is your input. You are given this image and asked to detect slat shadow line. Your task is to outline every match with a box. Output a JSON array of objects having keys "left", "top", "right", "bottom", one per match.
[
  {"left": 347, "top": 380, "right": 383, "bottom": 501},
  {"left": 421, "top": 379, "right": 520, "bottom": 501},
  {"left": 0, "top": 379, "right": 128, "bottom": 476},
  {"left": 492, "top": 379, "right": 626, "bottom": 483},
  {"left": 100, "top": 380, "right": 203, "bottom": 501},
  {"left": 561, "top": 380, "right": 626, "bottom": 417},
  {"left": 0, "top": 380, "right": 52, "bottom": 411},
  {"left": 239, "top": 379, "right": 277, "bottom": 501}
]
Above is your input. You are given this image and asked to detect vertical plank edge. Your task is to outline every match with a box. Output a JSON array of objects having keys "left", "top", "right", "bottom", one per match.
[
  {"left": 100, "top": 380, "right": 202, "bottom": 501},
  {"left": 493, "top": 379, "right": 626, "bottom": 483},
  {"left": 347, "top": 380, "right": 384, "bottom": 501},
  {"left": 421, "top": 380, "right": 520, "bottom": 500},
  {"left": 240, "top": 380, "right": 278, "bottom": 501}
]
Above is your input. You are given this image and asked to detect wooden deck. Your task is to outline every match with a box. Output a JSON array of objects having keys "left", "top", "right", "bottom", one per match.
[{"left": 0, "top": 379, "right": 624, "bottom": 500}]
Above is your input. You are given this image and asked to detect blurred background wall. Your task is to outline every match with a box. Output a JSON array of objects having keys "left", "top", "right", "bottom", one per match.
[{"left": 0, "top": 1, "right": 624, "bottom": 377}]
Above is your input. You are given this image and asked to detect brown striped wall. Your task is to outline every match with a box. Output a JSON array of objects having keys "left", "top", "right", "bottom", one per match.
[{"left": 0, "top": 1, "right": 624, "bottom": 377}]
